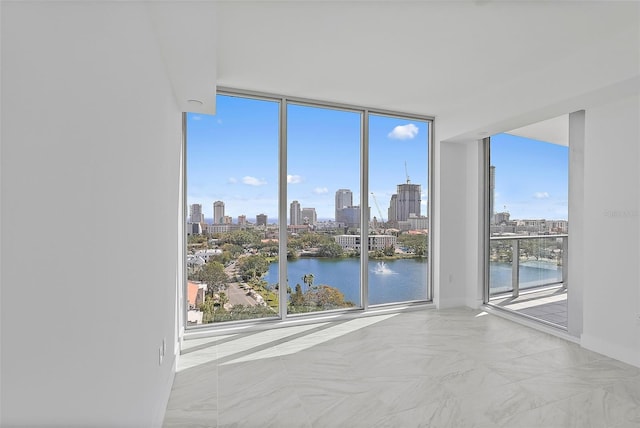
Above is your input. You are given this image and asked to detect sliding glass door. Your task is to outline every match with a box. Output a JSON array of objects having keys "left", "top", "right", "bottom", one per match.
[{"left": 486, "top": 131, "right": 569, "bottom": 328}]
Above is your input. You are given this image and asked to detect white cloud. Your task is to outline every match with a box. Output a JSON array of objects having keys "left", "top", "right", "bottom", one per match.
[
  {"left": 217, "top": 119, "right": 223, "bottom": 124},
  {"left": 313, "top": 187, "right": 329, "bottom": 194},
  {"left": 533, "top": 192, "right": 550, "bottom": 199},
  {"left": 388, "top": 124, "right": 419, "bottom": 140},
  {"left": 242, "top": 176, "right": 267, "bottom": 186},
  {"left": 192, "top": 115, "right": 202, "bottom": 121},
  {"left": 287, "top": 174, "right": 303, "bottom": 184},
  {"left": 227, "top": 177, "right": 238, "bottom": 184}
]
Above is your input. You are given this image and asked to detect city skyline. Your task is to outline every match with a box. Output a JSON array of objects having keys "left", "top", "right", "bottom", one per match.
[
  {"left": 187, "top": 95, "right": 568, "bottom": 223},
  {"left": 186, "top": 95, "right": 429, "bottom": 221}
]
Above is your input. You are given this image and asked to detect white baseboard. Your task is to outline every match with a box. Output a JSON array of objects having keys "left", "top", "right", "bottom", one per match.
[{"left": 581, "top": 333, "right": 640, "bottom": 368}]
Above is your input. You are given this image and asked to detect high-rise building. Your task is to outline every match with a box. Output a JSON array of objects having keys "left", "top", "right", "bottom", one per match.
[
  {"left": 341, "top": 206, "right": 362, "bottom": 229},
  {"left": 238, "top": 215, "right": 247, "bottom": 225},
  {"left": 189, "top": 203, "right": 204, "bottom": 224},
  {"left": 335, "top": 189, "right": 353, "bottom": 223},
  {"left": 301, "top": 207, "right": 317, "bottom": 225},
  {"left": 395, "top": 183, "right": 421, "bottom": 221},
  {"left": 290, "top": 200, "right": 301, "bottom": 225},
  {"left": 494, "top": 211, "right": 510, "bottom": 224},
  {"left": 213, "top": 201, "right": 225, "bottom": 224},
  {"left": 256, "top": 213, "right": 267, "bottom": 226},
  {"left": 388, "top": 194, "right": 397, "bottom": 223}
]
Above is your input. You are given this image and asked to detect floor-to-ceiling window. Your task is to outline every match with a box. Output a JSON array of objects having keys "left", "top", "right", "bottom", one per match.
[
  {"left": 185, "top": 90, "right": 432, "bottom": 325},
  {"left": 185, "top": 95, "right": 281, "bottom": 323},
  {"left": 368, "top": 114, "right": 430, "bottom": 305},
  {"left": 485, "top": 131, "right": 569, "bottom": 328},
  {"left": 285, "top": 103, "right": 362, "bottom": 315}
]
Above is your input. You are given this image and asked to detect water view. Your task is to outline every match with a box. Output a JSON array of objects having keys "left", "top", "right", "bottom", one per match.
[
  {"left": 264, "top": 258, "right": 429, "bottom": 306},
  {"left": 489, "top": 260, "right": 562, "bottom": 294}
]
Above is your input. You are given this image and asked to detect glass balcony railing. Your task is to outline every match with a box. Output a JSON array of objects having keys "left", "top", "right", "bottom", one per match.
[{"left": 489, "top": 234, "right": 568, "bottom": 298}]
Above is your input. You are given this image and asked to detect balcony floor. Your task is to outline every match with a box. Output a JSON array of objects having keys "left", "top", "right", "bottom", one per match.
[
  {"left": 489, "top": 285, "right": 568, "bottom": 328},
  {"left": 163, "top": 307, "right": 639, "bottom": 427}
]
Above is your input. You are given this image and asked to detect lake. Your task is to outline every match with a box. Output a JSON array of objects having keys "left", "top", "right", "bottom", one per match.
[
  {"left": 263, "top": 257, "right": 429, "bottom": 306},
  {"left": 263, "top": 257, "right": 564, "bottom": 304}
]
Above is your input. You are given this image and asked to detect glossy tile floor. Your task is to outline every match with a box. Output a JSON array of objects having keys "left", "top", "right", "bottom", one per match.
[{"left": 163, "top": 308, "right": 640, "bottom": 428}]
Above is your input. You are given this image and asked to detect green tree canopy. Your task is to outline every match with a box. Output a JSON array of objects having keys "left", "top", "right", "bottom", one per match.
[
  {"left": 237, "top": 254, "right": 269, "bottom": 281},
  {"left": 291, "top": 284, "right": 304, "bottom": 306},
  {"left": 314, "top": 285, "right": 354, "bottom": 309},
  {"left": 397, "top": 234, "right": 428, "bottom": 256},
  {"left": 317, "top": 241, "right": 344, "bottom": 258},
  {"left": 196, "top": 260, "right": 228, "bottom": 295},
  {"left": 220, "top": 230, "right": 260, "bottom": 247}
]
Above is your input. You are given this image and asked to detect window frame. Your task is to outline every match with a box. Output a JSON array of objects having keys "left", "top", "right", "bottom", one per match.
[{"left": 182, "top": 87, "right": 435, "bottom": 332}]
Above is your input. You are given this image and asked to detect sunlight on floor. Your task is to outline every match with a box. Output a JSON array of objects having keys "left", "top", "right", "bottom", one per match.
[{"left": 178, "top": 313, "right": 399, "bottom": 371}]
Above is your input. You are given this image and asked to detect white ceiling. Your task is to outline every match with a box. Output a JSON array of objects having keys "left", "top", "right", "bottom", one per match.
[
  {"left": 154, "top": 1, "right": 640, "bottom": 142},
  {"left": 507, "top": 115, "right": 569, "bottom": 147}
]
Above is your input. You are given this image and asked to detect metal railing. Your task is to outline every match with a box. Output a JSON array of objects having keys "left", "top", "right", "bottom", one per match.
[{"left": 489, "top": 234, "right": 568, "bottom": 298}]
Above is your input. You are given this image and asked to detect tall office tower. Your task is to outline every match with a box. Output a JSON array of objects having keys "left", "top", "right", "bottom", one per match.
[
  {"left": 290, "top": 200, "right": 302, "bottom": 225},
  {"left": 301, "top": 207, "right": 317, "bottom": 225},
  {"left": 341, "top": 206, "right": 362, "bottom": 228},
  {"left": 335, "top": 188, "right": 353, "bottom": 223},
  {"left": 490, "top": 165, "right": 496, "bottom": 224},
  {"left": 388, "top": 194, "right": 397, "bottom": 223},
  {"left": 213, "top": 201, "right": 225, "bottom": 224},
  {"left": 238, "top": 215, "right": 247, "bottom": 225},
  {"left": 190, "top": 203, "right": 204, "bottom": 224},
  {"left": 494, "top": 211, "right": 510, "bottom": 224},
  {"left": 395, "top": 183, "right": 421, "bottom": 221},
  {"left": 256, "top": 213, "right": 267, "bottom": 226}
]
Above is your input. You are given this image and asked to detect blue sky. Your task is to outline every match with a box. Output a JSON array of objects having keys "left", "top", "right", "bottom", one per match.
[
  {"left": 491, "top": 133, "right": 568, "bottom": 220},
  {"left": 187, "top": 95, "right": 567, "bottom": 223},
  {"left": 187, "top": 95, "right": 428, "bottom": 222}
]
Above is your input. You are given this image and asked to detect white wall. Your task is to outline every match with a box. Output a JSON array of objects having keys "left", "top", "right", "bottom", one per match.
[
  {"left": 434, "top": 141, "right": 469, "bottom": 308},
  {"left": 1, "top": 2, "right": 181, "bottom": 425},
  {"left": 581, "top": 93, "right": 640, "bottom": 367},
  {"left": 434, "top": 139, "right": 484, "bottom": 309}
]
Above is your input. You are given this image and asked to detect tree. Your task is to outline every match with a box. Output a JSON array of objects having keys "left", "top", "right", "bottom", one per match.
[
  {"left": 219, "top": 292, "right": 229, "bottom": 308},
  {"left": 221, "top": 230, "right": 260, "bottom": 247},
  {"left": 196, "top": 260, "right": 228, "bottom": 295},
  {"left": 383, "top": 245, "right": 395, "bottom": 257},
  {"left": 237, "top": 254, "right": 269, "bottom": 281},
  {"left": 199, "top": 295, "right": 215, "bottom": 323},
  {"left": 291, "top": 284, "right": 304, "bottom": 306},
  {"left": 314, "top": 285, "right": 354, "bottom": 309},
  {"left": 397, "top": 234, "right": 428, "bottom": 257},
  {"left": 317, "top": 241, "right": 343, "bottom": 258},
  {"left": 222, "top": 243, "right": 243, "bottom": 257},
  {"left": 302, "top": 273, "right": 315, "bottom": 290},
  {"left": 187, "top": 234, "right": 208, "bottom": 245}
]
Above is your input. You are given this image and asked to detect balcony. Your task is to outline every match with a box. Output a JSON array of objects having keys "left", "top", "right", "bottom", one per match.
[{"left": 488, "top": 235, "right": 568, "bottom": 328}]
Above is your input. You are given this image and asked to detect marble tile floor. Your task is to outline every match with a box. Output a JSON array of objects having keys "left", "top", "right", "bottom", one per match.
[
  {"left": 163, "top": 307, "right": 639, "bottom": 428},
  {"left": 489, "top": 286, "right": 568, "bottom": 328}
]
